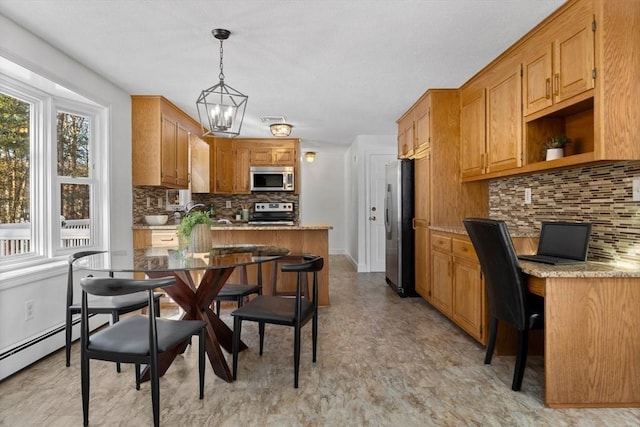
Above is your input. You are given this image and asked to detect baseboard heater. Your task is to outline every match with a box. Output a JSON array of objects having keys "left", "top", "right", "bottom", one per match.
[{"left": 0, "top": 313, "right": 97, "bottom": 361}]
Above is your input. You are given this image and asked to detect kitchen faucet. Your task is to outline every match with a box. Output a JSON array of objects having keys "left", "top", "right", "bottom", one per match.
[{"left": 185, "top": 202, "right": 206, "bottom": 215}]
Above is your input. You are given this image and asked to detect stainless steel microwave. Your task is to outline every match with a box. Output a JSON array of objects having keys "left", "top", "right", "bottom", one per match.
[{"left": 250, "top": 166, "right": 294, "bottom": 192}]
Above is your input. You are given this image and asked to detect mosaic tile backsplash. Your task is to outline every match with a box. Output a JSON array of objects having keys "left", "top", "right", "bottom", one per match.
[
  {"left": 489, "top": 161, "right": 640, "bottom": 265},
  {"left": 132, "top": 186, "right": 299, "bottom": 224}
]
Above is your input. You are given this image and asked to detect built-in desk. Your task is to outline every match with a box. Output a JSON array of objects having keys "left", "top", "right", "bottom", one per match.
[{"left": 520, "top": 260, "right": 640, "bottom": 408}]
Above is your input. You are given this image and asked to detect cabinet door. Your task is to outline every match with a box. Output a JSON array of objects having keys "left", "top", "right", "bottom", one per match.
[
  {"left": 272, "top": 148, "right": 296, "bottom": 165},
  {"left": 214, "top": 139, "right": 234, "bottom": 193},
  {"left": 251, "top": 148, "right": 273, "bottom": 165},
  {"left": 161, "top": 115, "right": 177, "bottom": 187},
  {"left": 414, "top": 153, "right": 430, "bottom": 221},
  {"left": 553, "top": 3, "right": 594, "bottom": 104},
  {"left": 452, "top": 256, "right": 484, "bottom": 342},
  {"left": 175, "top": 124, "right": 190, "bottom": 188},
  {"left": 415, "top": 224, "right": 430, "bottom": 300},
  {"left": 397, "top": 112, "right": 414, "bottom": 159},
  {"left": 414, "top": 93, "right": 431, "bottom": 154},
  {"left": 524, "top": 42, "right": 553, "bottom": 116},
  {"left": 431, "top": 249, "right": 452, "bottom": 316},
  {"left": 190, "top": 134, "right": 210, "bottom": 193},
  {"left": 234, "top": 144, "right": 251, "bottom": 193},
  {"left": 486, "top": 64, "right": 522, "bottom": 173},
  {"left": 460, "top": 88, "right": 486, "bottom": 177}
]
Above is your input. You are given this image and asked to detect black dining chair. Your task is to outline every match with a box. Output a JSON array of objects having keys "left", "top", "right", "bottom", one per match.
[
  {"left": 79, "top": 276, "right": 206, "bottom": 427},
  {"left": 66, "top": 250, "right": 161, "bottom": 370},
  {"left": 231, "top": 255, "right": 324, "bottom": 388},
  {"left": 214, "top": 264, "right": 262, "bottom": 316},
  {"left": 463, "top": 218, "right": 544, "bottom": 391}
]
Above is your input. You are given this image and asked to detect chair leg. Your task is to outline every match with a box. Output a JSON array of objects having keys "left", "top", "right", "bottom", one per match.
[
  {"left": 259, "top": 322, "right": 265, "bottom": 356},
  {"left": 198, "top": 329, "right": 205, "bottom": 399},
  {"left": 294, "top": 324, "right": 301, "bottom": 389},
  {"left": 512, "top": 328, "right": 530, "bottom": 391},
  {"left": 232, "top": 317, "right": 242, "bottom": 380},
  {"left": 81, "top": 351, "right": 90, "bottom": 426},
  {"left": 155, "top": 297, "right": 161, "bottom": 317},
  {"left": 485, "top": 317, "right": 498, "bottom": 365},
  {"left": 112, "top": 311, "right": 122, "bottom": 373},
  {"left": 65, "top": 308, "right": 73, "bottom": 367},
  {"left": 135, "top": 364, "right": 141, "bottom": 390},
  {"left": 216, "top": 300, "right": 221, "bottom": 316},
  {"left": 151, "top": 358, "right": 160, "bottom": 427},
  {"left": 312, "top": 310, "right": 318, "bottom": 363}
]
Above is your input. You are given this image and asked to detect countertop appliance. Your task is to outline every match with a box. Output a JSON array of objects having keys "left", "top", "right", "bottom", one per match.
[
  {"left": 248, "top": 202, "right": 296, "bottom": 225},
  {"left": 250, "top": 166, "right": 294, "bottom": 192},
  {"left": 384, "top": 159, "right": 416, "bottom": 297}
]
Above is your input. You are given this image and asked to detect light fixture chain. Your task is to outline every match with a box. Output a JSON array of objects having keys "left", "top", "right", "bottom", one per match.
[{"left": 218, "top": 38, "right": 225, "bottom": 82}]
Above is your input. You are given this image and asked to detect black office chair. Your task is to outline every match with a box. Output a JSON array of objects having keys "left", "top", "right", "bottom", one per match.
[
  {"left": 79, "top": 276, "right": 206, "bottom": 427},
  {"left": 214, "top": 264, "right": 262, "bottom": 316},
  {"left": 463, "top": 218, "right": 544, "bottom": 391},
  {"left": 66, "top": 250, "right": 161, "bottom": 370},
  {"left": 231, "top": 255, "right": 324, "bottom": 388}
]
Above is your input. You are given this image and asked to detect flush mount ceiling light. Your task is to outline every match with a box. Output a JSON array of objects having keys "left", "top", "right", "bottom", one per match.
[
  {"left": 196, "top": 28, "right": 248, "bottom": 138},
  {"left": 304, "top": 151, "right": 316, "bottom": 163},
  {"left": 270, "top": 122, "right": 293, "bottom": 137}
]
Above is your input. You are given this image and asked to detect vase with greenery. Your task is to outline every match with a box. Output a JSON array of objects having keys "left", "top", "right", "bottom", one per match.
[
  {"left": 177, "top": 211, "right": 212, "bottom": 252},
  {"left": 544, "top": 136, "right": 570, "bottom": 161}
]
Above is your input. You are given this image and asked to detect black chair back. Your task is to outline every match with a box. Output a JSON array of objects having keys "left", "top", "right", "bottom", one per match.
[{"left": 463, "top": 218, "right": 526, "bottom": 330}]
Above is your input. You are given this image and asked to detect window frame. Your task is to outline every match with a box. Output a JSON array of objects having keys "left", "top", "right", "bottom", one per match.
[{"left": 0, "top": 73, "right": 107, "bottom": 272}]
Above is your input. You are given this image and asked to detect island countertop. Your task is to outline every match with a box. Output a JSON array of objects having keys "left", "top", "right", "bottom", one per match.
[{"left": 133, "top": 223, "right": 333, "bottom": 231}]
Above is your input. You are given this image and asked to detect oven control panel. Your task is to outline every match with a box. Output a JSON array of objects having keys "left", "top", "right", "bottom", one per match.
[{"left": 254, "top": 202, "right": 294, "bottom": 212}]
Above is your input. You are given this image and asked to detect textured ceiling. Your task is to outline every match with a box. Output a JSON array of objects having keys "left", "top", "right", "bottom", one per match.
[{"left": 0, "top": 0, "right": 565, "bottom": 145}]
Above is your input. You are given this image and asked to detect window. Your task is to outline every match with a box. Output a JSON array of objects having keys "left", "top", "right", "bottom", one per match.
[{"left": 0, "top": 63, "right": 105, "bottom": 270}]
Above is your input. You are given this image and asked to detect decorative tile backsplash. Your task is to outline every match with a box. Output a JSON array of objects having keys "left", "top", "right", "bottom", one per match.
[
  {"left": 132, "top": 186, "right": 299, "bottom": 224},
  {"left": 489, "top": 161, "right": 640, "bottom": 265}
]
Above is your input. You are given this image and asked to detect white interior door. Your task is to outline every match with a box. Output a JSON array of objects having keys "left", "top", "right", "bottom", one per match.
[{"left": 368, "top": 153, "right": 396, "bottom": 272}]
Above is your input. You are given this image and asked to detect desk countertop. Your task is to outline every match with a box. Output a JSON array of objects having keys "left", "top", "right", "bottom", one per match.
[{"left": 519, "top": 260, "right": 640, "bottom": 278}]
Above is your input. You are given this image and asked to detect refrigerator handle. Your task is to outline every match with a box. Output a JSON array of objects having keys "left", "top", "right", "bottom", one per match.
[
  {"left": 384, "top": 184, "right": 390, "bottom": 231},
  {"left": 412, "top": 218, "right": 416, "bottom": 230}
]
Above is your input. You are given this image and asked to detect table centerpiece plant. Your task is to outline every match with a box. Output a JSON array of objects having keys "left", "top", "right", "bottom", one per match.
[{"left": 177, "top": 210, "right": 212, "bottom": 253}]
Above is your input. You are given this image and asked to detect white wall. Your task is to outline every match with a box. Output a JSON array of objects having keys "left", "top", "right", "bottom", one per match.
[
  {"left": 298, "top": 142, "right": 347, "bottom": 254},
  {"left": 344, "top": 135, "right": 397, "bottom": 271},
  {"left": 0, "top": 14, "right": 132, "bottom": 379}
]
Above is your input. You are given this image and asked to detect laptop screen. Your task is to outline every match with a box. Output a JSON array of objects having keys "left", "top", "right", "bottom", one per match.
[{"left": 537, "top": 222, "right": 592, "bottom": 261}]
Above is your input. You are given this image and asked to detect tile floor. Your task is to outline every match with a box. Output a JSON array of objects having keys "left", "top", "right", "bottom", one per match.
[{"left": 1, "top": 256, "right": 640, "bottom": 426}]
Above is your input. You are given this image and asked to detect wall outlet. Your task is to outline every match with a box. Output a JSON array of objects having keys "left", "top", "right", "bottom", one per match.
[
  {"left": 157, "top": 197, "right": 163, "bottom": 208},
  {"left": 146, "top": 197, "right": 151, "bottom": 208},
  {"left": 633, "top": 178, "right": 640, "bottom": 202},
  {"left": 25, "top": 300, "right": 34, "bottom": 321},
  {"left": 524, "top": 188, "right": 532, "bottom": 205},
  {"left": 225, "top": 201, "right": 232, "bottom": 208}
]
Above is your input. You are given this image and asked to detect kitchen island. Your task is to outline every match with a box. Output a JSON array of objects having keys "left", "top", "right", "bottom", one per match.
[{"left": 133, "top": 223, "right": 333, "bottom": 306}]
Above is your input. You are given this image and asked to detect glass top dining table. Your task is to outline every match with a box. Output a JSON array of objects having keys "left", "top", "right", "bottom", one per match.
[{"left": 73, "top": 244, "right": 290, "bottom": 383}]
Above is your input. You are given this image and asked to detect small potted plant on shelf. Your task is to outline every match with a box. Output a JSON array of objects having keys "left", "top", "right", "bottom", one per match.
[
  {"left": 177, "top": 210, "right": 212, "bottom": 252},
  {"left": 544, "top": 136, "right": 570, "bottom": 161}
]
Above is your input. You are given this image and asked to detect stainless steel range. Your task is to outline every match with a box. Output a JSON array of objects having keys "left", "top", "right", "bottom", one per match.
[{"left": 248, "top": 202, "right": 296, "bottom": 225}]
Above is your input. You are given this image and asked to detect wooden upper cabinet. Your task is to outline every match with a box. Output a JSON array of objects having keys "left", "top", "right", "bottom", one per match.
[
  {"left": 524, "top": 0, "right": 595, "bottom": 116},
  {"left": 234, "top": 141, "right": 251, "bottom": 194},
  {"left": 249, "top": 140, "right": 297, "bottom": 166},
  {"left": 414, "top": 93, "right": 431, "bottom": 156},
  {"left": 486, "top": 61, "right": 523, "bottom": 173},
  {"left": 190, "top": 134, "right": 209, "bottom": 193},
  {"left": 132, "top": 95, "right": 201, "bottom": 188},
  {"left": 460, "top": 87, "right": 486, "bottom": 178},
  {"left": 396, "top": 109, "right": 415, "bottom": 159},
  {"left": 211, "top": 138, "right": 234, "bottom": 194}
]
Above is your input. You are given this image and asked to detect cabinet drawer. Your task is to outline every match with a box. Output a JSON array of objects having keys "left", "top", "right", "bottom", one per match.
[
  {"left": 452, "top": 238, "right": 477, "bottom": 260},
  {"left": 431, "top": 233, "right": 452, "bottom": 252},
  {"left": 151, "top": 232, "right": 179, "bottom": 247}
]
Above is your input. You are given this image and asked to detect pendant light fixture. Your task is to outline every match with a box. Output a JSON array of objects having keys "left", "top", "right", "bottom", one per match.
[
  {"left": 270, "top": 122, "right": 293, "bottom": 137},
  {"left": 196, "top": 29, "right": 248, "bottom": 138}
]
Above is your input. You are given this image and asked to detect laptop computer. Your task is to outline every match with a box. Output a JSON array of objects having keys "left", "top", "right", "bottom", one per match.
[{"left": 518, "top": 221, "right": 592, "bottom": 265}]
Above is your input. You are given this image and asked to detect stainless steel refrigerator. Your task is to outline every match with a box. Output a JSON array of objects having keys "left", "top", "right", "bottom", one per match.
[{"left": 384, "top": 159, "right": 415, "bottom": 297}]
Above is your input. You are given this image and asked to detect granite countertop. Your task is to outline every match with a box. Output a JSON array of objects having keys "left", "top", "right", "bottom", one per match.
[
  {"left": 520, "top": 260, "right": 640, "bottom": 278},
  {"left": 429, "top": 224, "right": 538, "bottom": 238},
  {"left": 133, "top": 223, "right": 333, "bottom": 231}
]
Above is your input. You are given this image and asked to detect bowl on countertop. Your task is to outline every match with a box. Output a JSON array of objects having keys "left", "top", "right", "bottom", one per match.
[{"left": 144, "top": 215, "right": 169, "bottom": 225}]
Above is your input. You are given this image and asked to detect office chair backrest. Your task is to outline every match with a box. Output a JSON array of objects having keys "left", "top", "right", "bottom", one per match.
[{"left": 463, "top": 218, "right": 527, "bottom": 330}]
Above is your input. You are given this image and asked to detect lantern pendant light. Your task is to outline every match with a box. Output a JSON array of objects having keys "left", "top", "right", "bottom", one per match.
[{"left": 196, "top": 29, "right": 248, "bottom": 138}]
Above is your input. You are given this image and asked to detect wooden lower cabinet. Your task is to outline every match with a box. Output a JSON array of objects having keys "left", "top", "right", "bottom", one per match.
[
  {"left": 430, "top": 231, "right": 487, "bottom": 344},
  {"left": 414, "top": 223, "right": 430, "bottom": 299}
]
